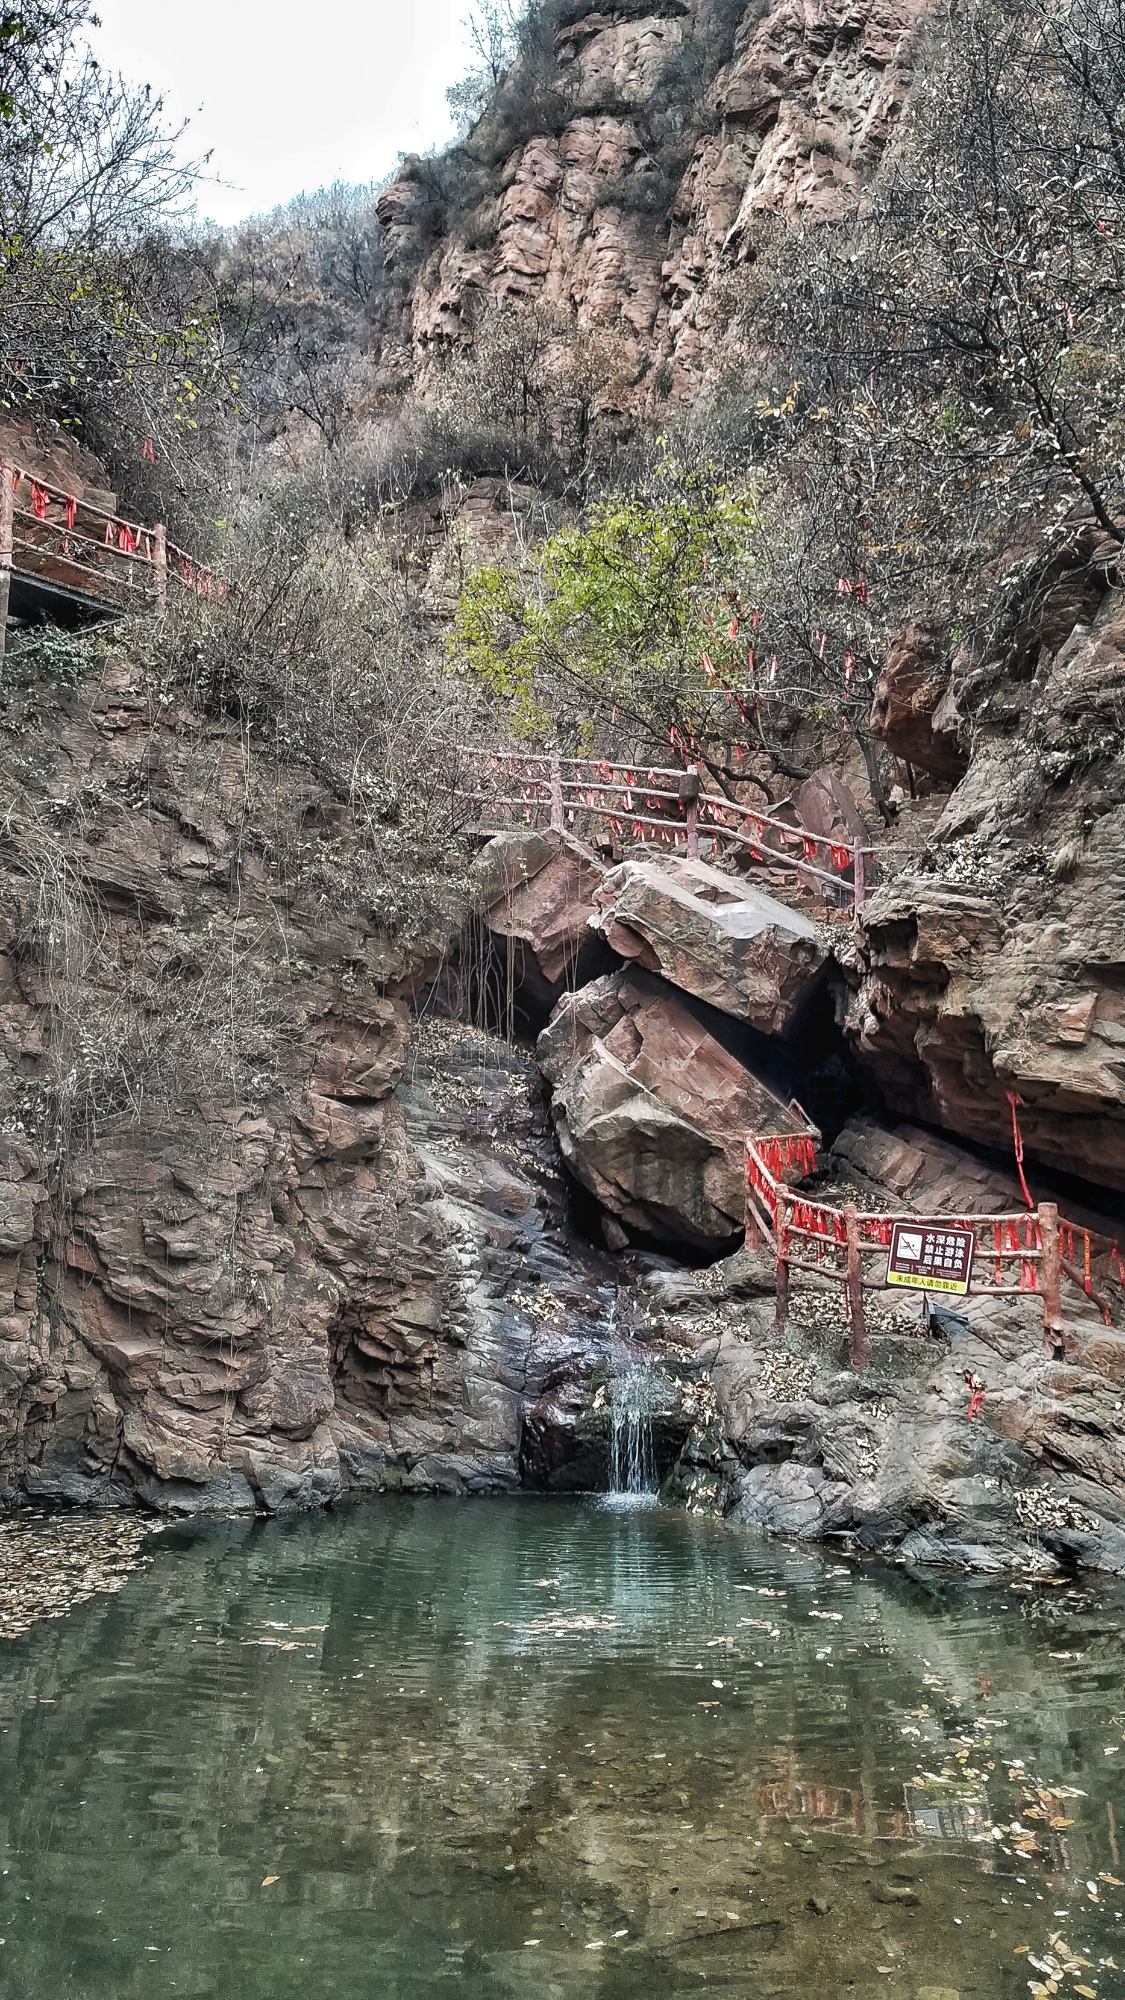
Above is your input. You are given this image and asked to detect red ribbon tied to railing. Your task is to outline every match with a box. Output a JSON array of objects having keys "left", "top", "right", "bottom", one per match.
[
  {"left": 1005, "top": 1090, "right": 1034, "bottom": 1209},
  {"left": 29, "top": 482, "right": 48, "bottom": 520}
]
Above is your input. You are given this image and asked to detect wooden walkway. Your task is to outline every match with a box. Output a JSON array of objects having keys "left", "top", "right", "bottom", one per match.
[
  {"left": 0, "top": 460, "right": 212, "bottom": 651},
  {"left": 457, "top": 745, "right": 872, "bottom": 910}
]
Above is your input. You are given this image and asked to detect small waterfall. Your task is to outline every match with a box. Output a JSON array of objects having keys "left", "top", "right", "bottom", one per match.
[{"left": 608, "top": 1362, "right": 659, "bottom": 1501}]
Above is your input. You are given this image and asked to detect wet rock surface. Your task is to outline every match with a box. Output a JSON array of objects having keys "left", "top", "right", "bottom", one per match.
[{"left": 0, "top": 663, "right": 629, "bottom": 1519}]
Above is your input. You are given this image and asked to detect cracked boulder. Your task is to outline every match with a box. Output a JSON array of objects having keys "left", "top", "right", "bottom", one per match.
[
  {"left": 538, "top": 968, "right": 811, "bottom": 1244},
  {"left": 473, "top": 827, "right": 610, "bottom": 1010},
  {"left": 589, "top": 853, "right": 829, "bottom": 1031}
]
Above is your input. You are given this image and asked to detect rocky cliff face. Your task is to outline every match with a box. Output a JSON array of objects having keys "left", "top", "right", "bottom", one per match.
[
  {"left": 376, "top": 0, "right": 930, "bottom": 412},
  {"left": 2, "top": 393, "right": 1122, "bottom": 1559},
  {"left": 0, "top": 657, "right": 621, "bottom": 1514},
  {"left": 852, "top": 533, "right": 1125, "bottom": 1194}
]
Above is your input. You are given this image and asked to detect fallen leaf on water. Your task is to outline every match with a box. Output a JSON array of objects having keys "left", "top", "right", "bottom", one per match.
[
  {"left": 261, "top": 1875, "right": 279, "bottom": 1887},
  {"left": 1074, "top": 1990, "right": 1096, "bottom": 1999}
]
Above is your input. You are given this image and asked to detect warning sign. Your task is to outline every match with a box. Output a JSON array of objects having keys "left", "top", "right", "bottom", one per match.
[{"left": 886, "top": 1221, "right": 975, "bottom": 1296}]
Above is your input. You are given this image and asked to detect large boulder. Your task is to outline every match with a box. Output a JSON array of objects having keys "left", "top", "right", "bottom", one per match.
[
  {"left": 538, "top": 969, "right": 812, "bottom": 1243},
  {"left": 588, "top": 853, "right": 829, "bottom": 1031},
  {"left": 472, "top": 827, "right": 608, "bottom": 1009},
  {"left": 870, "top": 621, "right": 969, "bottom": 782}
]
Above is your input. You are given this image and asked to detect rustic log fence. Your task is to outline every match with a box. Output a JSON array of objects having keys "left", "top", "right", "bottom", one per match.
[
  {"left": 456, "top": 746, "right": 870, "bottom": 908},
  {"left": 0, "top": 461, "right": 213, "bottom": 652},
  {"left": 745, "top": 1135, "right": 1125, "bottom": 1368}
]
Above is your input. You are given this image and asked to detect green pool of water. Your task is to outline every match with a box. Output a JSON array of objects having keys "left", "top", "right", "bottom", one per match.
[{"left": 1, "top": 1496, "right": 1124, "bottom": 1999}]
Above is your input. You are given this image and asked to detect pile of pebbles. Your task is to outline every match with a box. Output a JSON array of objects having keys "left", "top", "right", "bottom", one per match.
[{"left": 0, "top": 1512, "right": 157, "bottom": 1640}]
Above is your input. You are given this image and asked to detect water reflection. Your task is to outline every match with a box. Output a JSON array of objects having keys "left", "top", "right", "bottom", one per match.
[{"left": 0, "top": 1497, "right": 1123, "bottom": 1998}]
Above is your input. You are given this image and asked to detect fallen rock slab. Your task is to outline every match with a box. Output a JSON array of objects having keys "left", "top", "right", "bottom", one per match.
[
  {"left": 538, "top": 969, "right": 811, "bottom": 1243},
  {"left": 589, "top": 853, "right": 828, "bottom": 1030},
  {"left": 473, "top": 826, "right": 608, "bottom": 1007}
]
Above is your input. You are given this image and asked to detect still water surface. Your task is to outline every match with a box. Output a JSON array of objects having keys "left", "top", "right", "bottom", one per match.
[{"left": 1, "top": 1497, "right": 1124, "bottom": 1999}]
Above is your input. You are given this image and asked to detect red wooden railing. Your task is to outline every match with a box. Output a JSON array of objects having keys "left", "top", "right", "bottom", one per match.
[
  {"left": 745, "top": 1136, "right": 1125, "bottom": 1368},
  {"left": 0, "top": 461, "right": 214, "bottom": 645},
  {"left": 456, "top": 746, "right": 871, "bottom": 907}
]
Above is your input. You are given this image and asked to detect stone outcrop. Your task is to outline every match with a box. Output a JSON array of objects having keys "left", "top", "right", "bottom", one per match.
[
  {"left": 869, "top": 622, "right": 968, "bottom": 782},
  {"left": 538, "top": 967, "right": 808, "bottom": 1241},
  {"left": 472, "top": 826, "right": 609, "bottom": 1008},
  {"left": 375, "top": 0, "right": 933, "bottom": 414},
  {"left": 654, "top": 1123, "right": 1125, "bottom": 1571},
  {"left": 701, "top": 1288, "right": 1125, "bottom": 1573},
  {"left": 590, "top": 852, "right": 828, "bottom": 1030},
  {"left": 0, "top": 660, "right": 624, "bottom": 1514},
  {"left": 0, "top": 419, "right": 117, "bottom": 511},
  {"left": 837, "top": 878, "right": 1125, "bottom": 1194},
  {"left": 842, "top": 536, "right": 1125, "bottom": 1198}
]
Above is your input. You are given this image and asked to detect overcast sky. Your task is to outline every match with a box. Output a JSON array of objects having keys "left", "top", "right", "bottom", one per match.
[{"left": 89, "top": 0, "right": 475, "bottom": 227}]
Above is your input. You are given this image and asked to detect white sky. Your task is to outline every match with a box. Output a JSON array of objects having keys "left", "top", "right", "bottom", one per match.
[{"left": 89, "top": 0, "right": 476, "bottom": 227}]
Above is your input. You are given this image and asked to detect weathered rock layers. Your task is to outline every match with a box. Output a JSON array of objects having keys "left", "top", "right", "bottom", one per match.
[
  {"left": 0, "top": 663, "right": 614, "bottom": 1515},
  {"left": 376, "top": 0, "right": 932, "bottom": 414},
  {"left": 853, "top": 537, "right": 1125, "bottom": 1194}
]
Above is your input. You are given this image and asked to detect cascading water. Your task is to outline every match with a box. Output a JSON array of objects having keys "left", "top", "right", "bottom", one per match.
[{"left": 608, "top": 1361, "right": 660, "bottom": 1501}]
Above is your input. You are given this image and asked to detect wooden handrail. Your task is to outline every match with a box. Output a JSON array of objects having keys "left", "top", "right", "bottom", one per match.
[
  {"left": 455, "top": 743, "right": 869, "bottom": 903},
  {"left": 745, "top": 1134, "right": 1124, "bottom": 1366},
  {"left": 0, "top": 461, "right": 215, "bottom": 648}
]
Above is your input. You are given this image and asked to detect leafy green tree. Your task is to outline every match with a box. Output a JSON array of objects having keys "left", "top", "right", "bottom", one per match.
[{"left": 450, "top": 464, "right": 762, "bottom": 761}]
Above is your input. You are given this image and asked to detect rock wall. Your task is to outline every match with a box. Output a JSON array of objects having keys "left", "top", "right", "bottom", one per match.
[
  {"left": 852, "top": 535, "right": 1125, "bottom": 1195},
  {"left": 0, "top": 659, "right": 617, "bottom": 1514},
  {"left": 375, "top": 0, "right": 931, "bottom": 413}
]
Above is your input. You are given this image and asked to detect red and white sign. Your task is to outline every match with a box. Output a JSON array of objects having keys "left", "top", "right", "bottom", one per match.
[{"left": 886, "top": 1221, "right": 974, "bottom": 1296}]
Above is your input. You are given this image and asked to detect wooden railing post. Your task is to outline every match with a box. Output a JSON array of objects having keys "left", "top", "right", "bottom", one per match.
[
  {"left": 853, "top": 838, "right": 866, "bottom": 911},
  {"left": 774, "top": 1189, "right": 790, "bottom": 1337},
  {"left": 1039, "top": 1200, "right": 1062, "bottom": 1352},
  {"left": 153, "top": 521, "right": 167, "bottom": 615},
  {"left": 549, "top": 751, "right": 563, "bottom": 831},
  {"left": 680, "top": 765, "right": 701, "bottom": 857},
  {"left": 744, "top": 1142, "right": 766, "bottom": 1251},
  {"left": 844, "top": 1202, "right": 867, "bottom": 1368},
  {"left": 0, "top": 466, "right": 12, "bottom": 661}
]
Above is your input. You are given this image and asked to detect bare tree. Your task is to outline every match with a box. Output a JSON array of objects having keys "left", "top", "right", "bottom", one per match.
[{"left": 445, "top": 0, "right": 524, "bottom": 134}]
